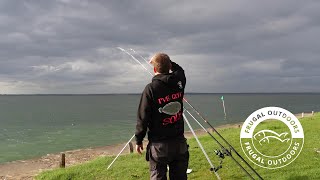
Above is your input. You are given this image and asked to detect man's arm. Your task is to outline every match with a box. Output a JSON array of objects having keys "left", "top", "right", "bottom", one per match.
[
  {"left": 171, "top": 61, "right": 186, "bottom": 88},
  {"left": 171, "top": 61, "right": 183, "bottom": 72},
  {"left": 135, "top": 85, "right": 152, "bottom": 153}
]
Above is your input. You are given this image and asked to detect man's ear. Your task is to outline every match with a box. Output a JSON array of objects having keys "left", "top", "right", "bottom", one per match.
[{"left": 153, "top": 67, "right": 157, "bottom": 73}]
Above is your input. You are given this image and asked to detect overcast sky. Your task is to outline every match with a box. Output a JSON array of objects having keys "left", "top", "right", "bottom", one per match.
[{"left": 1, "top": 0, "right": 320, "bottom": 94}]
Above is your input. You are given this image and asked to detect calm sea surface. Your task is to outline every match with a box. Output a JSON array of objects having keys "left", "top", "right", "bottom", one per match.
[{"left": 0, "top": 93, "right": 319, "bottom": 163}]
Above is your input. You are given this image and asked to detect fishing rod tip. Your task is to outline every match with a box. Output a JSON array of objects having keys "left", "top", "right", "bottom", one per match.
[{"left": 116, "top": 47, "right": 124, "bottom": 51}]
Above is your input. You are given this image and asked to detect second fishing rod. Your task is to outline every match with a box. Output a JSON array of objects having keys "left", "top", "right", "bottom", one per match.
[
  {"left": 183, "top": 98, "right": 263, "bottom": 180},
  {"left": 122, "top": 48, "right": 263, "bottom": 179}
]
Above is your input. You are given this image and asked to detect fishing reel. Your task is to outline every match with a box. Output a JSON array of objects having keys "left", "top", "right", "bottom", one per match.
[
  {"left": 210, "top": 148, "right": 232, "bottom": 172},
  {"left": 210, "top": 165, "right": 222, "bottom": 172},
  {"left": 214, "top": 148, "right": 232, "bottom": 159}
]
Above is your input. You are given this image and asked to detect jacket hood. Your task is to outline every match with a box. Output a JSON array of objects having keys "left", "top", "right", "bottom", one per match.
[{"left": 152, "top": 73, "right": 180, "bottom": 89}]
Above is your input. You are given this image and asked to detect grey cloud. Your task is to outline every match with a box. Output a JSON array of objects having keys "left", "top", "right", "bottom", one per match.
[{"left": 0, "top": 0, "right": 320, "bottom": 94}]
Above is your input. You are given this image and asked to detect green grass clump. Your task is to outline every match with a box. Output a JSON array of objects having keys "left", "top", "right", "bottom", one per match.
[{"left": 37, "top": 114, "right": 320, "bottom": 180}]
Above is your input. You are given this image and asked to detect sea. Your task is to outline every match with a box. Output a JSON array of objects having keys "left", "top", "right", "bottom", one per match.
[{"left": 0, "top": 93, "right": 319, "bottom": 164}]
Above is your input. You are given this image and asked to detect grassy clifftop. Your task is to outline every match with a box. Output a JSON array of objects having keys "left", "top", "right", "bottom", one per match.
[{"left": 37, "top": 113, "right": 320, "bottom": 180}]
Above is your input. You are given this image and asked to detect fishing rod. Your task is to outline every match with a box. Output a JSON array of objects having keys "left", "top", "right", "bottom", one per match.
[
  {"left": 121, "top": 48, "right": 260, "bottom": 179},
  {"left": 107, "top": 134, "right": 135, "bottom": 170},
  {"left": 183, "top": 111, "right": 221, "bottom": 179},
  {"left": 181, "top": 96, "right": 263, "bottom": 180},
  {"left": 106, "top": 116, "right": 218, "bottom": 178},
  {"left": 119, "top": 47, "right": 221, "bottom": 179},
  {"left": 128, "top": 48, "right": 263, "bottom": 180}
]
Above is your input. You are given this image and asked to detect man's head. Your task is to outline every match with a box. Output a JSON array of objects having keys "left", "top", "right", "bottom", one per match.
[{"left": 149, "top": 53, "right": 172, "bottom": 74}]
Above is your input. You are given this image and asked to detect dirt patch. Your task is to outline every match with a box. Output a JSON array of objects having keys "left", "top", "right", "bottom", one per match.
[{"left": 0, "top": 142, "right": 136, "bottom": 180}]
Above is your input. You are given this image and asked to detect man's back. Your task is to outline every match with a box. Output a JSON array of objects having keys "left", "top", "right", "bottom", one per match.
[
  {"left": 135, "top": 53, "right": 189, "bottom": 180},
  {"left": 135, "top": 61, "right": 186, "bottom": 144}
]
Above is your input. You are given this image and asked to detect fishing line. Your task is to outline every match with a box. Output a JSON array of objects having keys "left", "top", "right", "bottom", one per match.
[
  {"left": 117, "top": 47, "right": 153, "bottom": 76},
  {"left": 130, "top": 48, "right": 149, "bottom": 64},
  {"left": 130, "top": 48, "right": 264, "bottom": 179},
  {"left": 121, "top": 47, "right": 221, "bottom": 178},
  {"left": 120, "top": 47, "right": 263, "bottom": 180},
  {"left": 130, "top": 48, "right": 261, "bottom": 179}
]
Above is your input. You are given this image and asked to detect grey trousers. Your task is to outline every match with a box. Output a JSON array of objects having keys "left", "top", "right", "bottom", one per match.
[{"left": 147, "top": 139, "right": 189, "bottom": 180}]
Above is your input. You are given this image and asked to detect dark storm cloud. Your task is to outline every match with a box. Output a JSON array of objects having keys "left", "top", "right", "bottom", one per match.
[{"left": 0, "top": 0, "right": 319, "bottom": 94}]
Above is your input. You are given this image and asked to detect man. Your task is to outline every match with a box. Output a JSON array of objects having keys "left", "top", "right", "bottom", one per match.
[{"left": 135, "top": 53, "right": 189, "bottom": 180}]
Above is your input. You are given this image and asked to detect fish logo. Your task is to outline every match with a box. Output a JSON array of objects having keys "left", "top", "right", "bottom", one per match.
[
  {"left": 253, "top": 130, "right": 290, "bottom": 145},
  {"left": 240, "top": 107, "right": 304, "bottom": 169},
  {"left": 158, "top": 101, "right": 181, "bottom": 115}
]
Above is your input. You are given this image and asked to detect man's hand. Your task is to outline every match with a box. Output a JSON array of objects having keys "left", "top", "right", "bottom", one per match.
[{"left": 136, "top": 143, "right": 144, "bottom": 155}]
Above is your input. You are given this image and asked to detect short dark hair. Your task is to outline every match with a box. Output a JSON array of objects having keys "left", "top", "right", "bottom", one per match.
[{"left": 150, "top": 53, "right": 171, "bottom": 73}]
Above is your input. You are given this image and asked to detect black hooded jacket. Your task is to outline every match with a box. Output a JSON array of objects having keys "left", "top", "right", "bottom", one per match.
[{"left": 135, "top": 61, "right": 186, "bottom": 145}]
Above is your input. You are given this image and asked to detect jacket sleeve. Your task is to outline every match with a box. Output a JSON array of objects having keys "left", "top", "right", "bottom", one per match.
[
  {"left": 171, "top": 61, "right": 186, "bottom": 88},
  {"left": 135, "top": 85, "right": 152, "bottom": 145}
]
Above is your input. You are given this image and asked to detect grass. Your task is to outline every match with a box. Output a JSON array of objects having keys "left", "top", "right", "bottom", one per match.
[{"left": 37, "top": 113, "right": 320, "bottom": 180}]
